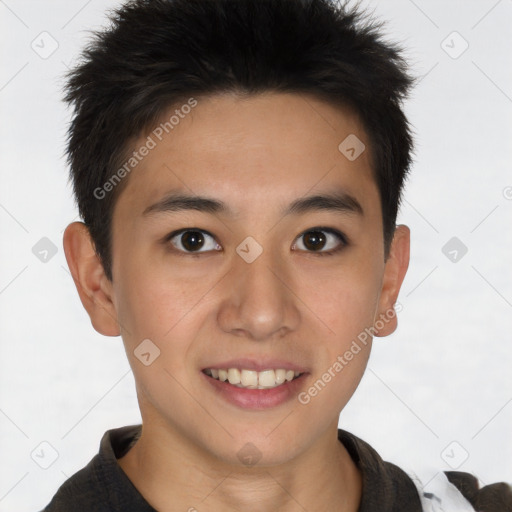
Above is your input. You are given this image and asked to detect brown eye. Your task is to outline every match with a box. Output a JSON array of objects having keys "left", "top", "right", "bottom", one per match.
[
  {"left": 293, "top": 227, "right": 347, "bottom": 255},
  {"left": 181, "top": 231, "right": 205, "bottom": 251},
  {"left": 302, "top": 231, "right": 327, "bottom": 251},
  {"left": 168, "top": 229, "right": 221, "bottom": 253}
]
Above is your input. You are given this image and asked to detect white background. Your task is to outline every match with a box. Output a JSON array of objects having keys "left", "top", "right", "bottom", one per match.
[{"left": 0, "top": 0, "right": 511, "bottom": 510}]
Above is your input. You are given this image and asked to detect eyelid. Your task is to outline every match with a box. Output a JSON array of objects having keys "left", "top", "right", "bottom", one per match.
[{"left": 165, "top": 227, "right": 216, "bottom": 240}]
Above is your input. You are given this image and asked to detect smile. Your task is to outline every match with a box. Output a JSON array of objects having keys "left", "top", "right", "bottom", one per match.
[{"left": 202, "top": 368, "right": 303, "bottom": 389}]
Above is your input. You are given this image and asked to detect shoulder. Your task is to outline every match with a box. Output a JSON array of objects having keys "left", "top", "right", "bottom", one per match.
[
  {"left": 443, "top": 471, "right": 512, "bottom": 512},
  {"left": 338, "top": 429, "right": 424, "bottom": 511},
  {"left": 40, "top": 425, "right": 151, "bottom": 512},
  {"left": 338, "top": 429, "right": 512, "bottom": 512},
  {"left": 41, "top": 453, "right": 110, "bottom": 511}
]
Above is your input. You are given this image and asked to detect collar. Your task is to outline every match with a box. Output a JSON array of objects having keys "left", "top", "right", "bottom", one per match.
[{"left": 96, "top": 424, "right": 422, "bottom": 512}]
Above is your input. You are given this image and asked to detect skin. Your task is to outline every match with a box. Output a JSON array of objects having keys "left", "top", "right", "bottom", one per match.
[{"left": 63, "top": 92, "right": 410, "bottom": 512}]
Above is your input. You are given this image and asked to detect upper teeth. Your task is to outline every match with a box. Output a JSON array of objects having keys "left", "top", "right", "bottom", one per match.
[{"left": 204, "top": 368, "right": 302, "bottom": 389}]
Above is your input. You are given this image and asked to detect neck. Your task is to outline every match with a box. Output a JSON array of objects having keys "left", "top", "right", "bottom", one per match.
[{"left": 118, "top": 420, "right": 362, "bottom": 512}]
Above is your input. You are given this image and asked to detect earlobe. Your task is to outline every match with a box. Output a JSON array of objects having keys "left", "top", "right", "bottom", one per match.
[
  {"left": 373, "top": 224, "right": 410, "bottom": 337},
  {"left": 62, "top": 221, "right": 121, "bottom": 337}
]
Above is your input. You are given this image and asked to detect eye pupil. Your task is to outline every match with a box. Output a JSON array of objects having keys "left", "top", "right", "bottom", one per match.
[
  {"left": 303, "top": 231, "right": 326, "bottom": 251},
  {"left": 181, "top": 231, "right": 204, "bottom": 251}
]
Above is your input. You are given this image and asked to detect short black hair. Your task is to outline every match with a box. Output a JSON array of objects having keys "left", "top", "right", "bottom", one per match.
[{"left": 64, "top": 0, "right": 415, "bottom": 282}]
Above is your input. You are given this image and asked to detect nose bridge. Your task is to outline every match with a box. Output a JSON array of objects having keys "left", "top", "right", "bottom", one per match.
[{"left": 217, "top": 242, "right": 300, "bottom": 340}]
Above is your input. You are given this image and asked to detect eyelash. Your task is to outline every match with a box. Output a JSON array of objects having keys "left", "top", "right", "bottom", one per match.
[{"left": 163, "top": 226, "right": 348, "bottom": 257}]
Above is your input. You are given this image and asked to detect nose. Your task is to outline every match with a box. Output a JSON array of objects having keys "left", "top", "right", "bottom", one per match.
[{"left": 217, "top": 246, "right": 301, "bottom": 341}]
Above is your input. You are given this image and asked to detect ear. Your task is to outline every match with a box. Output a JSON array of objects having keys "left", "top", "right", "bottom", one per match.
[
  {"left": 373, "top": 224, "right": 410, "bottom": 337},
  {"left": 62, "top": 221, "right": 120, "bottom": 336}
]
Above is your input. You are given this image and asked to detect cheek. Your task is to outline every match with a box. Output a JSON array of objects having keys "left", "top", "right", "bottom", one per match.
[
  {"left": 114, "top": 262, "right": 214, "bottom": 344},
  {"left": 292, "top": 255, "right": 381, "bottom": 409},
  {"left": 297, "top": 258, "right": 381, "bottom": 344},
  {"left": 305, "top": 349, "right": 371, "bottom": 419},
  {"left": 115, "top": 272, "right": 203, "bottom": 406}
]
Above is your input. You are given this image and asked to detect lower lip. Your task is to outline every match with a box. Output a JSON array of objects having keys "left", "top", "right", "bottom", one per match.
[{"left": 201, "top": 371, "right": 308, "bottom": 410}]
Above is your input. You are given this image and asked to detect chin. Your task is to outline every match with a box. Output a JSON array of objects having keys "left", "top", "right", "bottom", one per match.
[{"left": 200, "top": 427, "right": 307, "bottom": 469}]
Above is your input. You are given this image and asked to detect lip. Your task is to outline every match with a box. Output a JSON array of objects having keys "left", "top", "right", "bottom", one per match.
[
  {"left": 201, "top": 370, "right": 309, "bottom": 409},
  {"left": 201, "top": 358, "right": 309, "bottom": 373}
]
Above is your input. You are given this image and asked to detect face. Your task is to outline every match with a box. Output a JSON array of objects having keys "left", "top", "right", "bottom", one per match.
[{"left": 67, "top": 92, "right": 409, "bottom": 467}]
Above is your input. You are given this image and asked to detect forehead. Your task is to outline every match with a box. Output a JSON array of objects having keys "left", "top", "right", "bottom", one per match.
[{"left": 114, "top": 92, "right": 378, "bottom": 221}]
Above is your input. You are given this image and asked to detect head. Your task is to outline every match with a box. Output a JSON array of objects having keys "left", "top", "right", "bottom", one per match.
[{"left": 63, "top": 0, "right": 414, "bottom": 467}]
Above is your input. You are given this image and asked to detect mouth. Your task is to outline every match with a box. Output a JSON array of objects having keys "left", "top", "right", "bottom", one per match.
[{"left": 202, "top": 367, "right": 305, "bottom": 390}]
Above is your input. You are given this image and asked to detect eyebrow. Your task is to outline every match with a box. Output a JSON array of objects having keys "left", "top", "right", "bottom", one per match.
[{"left": 142, "top": 189, "right": 364, "bottom": 218}]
